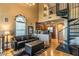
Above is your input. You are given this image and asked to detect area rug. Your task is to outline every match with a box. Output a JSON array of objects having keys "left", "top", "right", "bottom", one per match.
[{"left": 56, "top": 44, "right": 71, "bottom": 55}]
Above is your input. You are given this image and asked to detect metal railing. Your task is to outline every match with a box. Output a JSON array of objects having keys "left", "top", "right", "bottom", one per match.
[
  {"left": 57, "top": 3, "right": 79, "bottom": 46},
  {"left": 58, "top": 20, "right": 79, "bottom": 45}
]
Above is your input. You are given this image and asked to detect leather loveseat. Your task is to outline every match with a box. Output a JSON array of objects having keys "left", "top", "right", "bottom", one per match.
[{"left": 14, "top": 35, "right": 39, "bottom": 51}]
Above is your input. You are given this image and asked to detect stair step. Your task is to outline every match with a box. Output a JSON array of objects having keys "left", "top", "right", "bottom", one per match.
[
  {"left": 70, "top": 35, "right": 79, "bottom": 37},
  {"left": 61, "top": 16, "right": 68, "bottom": 19},
  {"left": 69, "top": 23, "right": 79, "bottom": 26},
  {"left": 70, "top": 28, "right": 79, "bottom": 30},
  {"left": 68, "top": 18, "right": 78, "bottom": 22},
  {"left": 69, "top": 20, "right": 79, "bottom": 25},
  {"left": 58, "top": 9, "right": 68, "bottom": 13},
  {"left": 69, "top": 25, "right": 79, "bottom": 28},
  {"left": 69, "top": 37, "right": 75, "bottom": 40},
  {"left": 70, "top": 32, "right": 79, "bottom": 33},
  {"left": 70, "top": 31, "right": 79, "bottom": 33},
  {"left": 69, "top": 37, "right": 77, "bottom": 39},
  {"left": 70, "top": 34, "right": 79, "bottom": 36}
]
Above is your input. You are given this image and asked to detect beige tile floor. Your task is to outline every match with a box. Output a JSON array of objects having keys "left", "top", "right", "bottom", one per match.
[{"left": 39, "top": 39, "right": 72, "bottom": 56}]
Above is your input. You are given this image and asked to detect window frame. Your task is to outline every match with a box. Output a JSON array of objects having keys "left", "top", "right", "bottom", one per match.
[{"left": 15, "top": 15, "right": 26, "bottom": 36}]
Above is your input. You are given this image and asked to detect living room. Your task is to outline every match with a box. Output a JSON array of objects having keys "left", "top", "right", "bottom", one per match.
[
  {"left": 0, "top": 3, "right": 66, "bottom": 56},
  {"left": 0, "top": 3, "right": 79, "bottom": 56}
]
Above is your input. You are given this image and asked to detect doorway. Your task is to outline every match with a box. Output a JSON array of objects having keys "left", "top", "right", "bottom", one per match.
[{"left": 57, "top": 23, "right": 64, "bottom": 44}]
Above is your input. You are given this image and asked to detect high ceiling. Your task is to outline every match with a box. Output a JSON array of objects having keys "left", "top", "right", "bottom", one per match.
[
  {"left": 48, "top": 3, "right": 56, "bottom": 8},
  {"left": 17, "top": 3, "right": 56, "bottom": 9}
]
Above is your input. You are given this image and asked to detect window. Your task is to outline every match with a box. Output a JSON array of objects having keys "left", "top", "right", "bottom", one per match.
[{"left": 16, "top": 15, "right": 26, "bottom": 36}]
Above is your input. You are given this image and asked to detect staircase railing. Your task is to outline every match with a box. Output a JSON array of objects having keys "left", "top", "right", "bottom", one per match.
[
  {"left": 57, "top": 3, "right": 79, "bottom": 42},
  {"left": 57, "top": 3, "right": 79, "bottom": 55},
  {"left": 58, "top": 18, "right": 79, "bottom": 45}
]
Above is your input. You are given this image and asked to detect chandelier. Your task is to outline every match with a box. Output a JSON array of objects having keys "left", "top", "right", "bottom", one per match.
[{"left": 26, "top": 3, "right": 35, "bottom": 6}]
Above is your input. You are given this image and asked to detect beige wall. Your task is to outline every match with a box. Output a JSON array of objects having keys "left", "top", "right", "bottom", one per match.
[
  {"left": 38, "top": 3, "right": 61, "bottom": 22},
  {"left": 38, "top": 4, "right": 50, "bottom": 22},
  {"left": 38, "top": 4, "right": 45, "bottom": 22},
  {"left": 0, "top": 3, "right": 38, "bottom": 35}
]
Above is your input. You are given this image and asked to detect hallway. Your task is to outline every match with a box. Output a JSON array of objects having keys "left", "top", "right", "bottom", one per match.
[{"left": 39, "top": 39, "right": 72, "bottom": 56}]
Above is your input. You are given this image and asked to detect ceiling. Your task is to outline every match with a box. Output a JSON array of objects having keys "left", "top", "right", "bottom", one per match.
[{"left": 48, "top": 3, "right": 56, "bottom": 8}]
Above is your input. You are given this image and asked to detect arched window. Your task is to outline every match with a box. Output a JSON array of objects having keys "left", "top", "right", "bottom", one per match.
[{"left": 15, "top": 15, "right": 26, "bottom": 36}]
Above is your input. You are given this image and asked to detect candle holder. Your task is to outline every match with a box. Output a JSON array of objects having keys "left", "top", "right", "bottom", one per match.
[
  {"left": 3, "top": 31, "right": 14, "bottom": 56},
  {"left": 0, "top": 35, "right": 5, "bottom": 56},
  {"left": 0, "top": 36, "right": 2, "bottom": 55},
  {"left": 4, "top": 31, "right": 10, "bottom": 50}
]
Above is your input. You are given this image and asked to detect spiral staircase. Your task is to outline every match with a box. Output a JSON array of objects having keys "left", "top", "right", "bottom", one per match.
[{"left": 56, "top": 3, "right": 79, "bottom": 55}]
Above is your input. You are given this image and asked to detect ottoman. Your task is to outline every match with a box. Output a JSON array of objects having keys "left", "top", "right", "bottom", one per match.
[{"left": 25, "top": 40, "right": 44, "bottom": 56}]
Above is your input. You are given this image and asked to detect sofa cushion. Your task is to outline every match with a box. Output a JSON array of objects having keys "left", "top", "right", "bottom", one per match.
[
  {"left": 23, "top": 36, "right": 28, "bottom": 40},
  {"left": 25, "top": 39, "right": 36, "bottom": 43},
  {"left": 15, "top": 37, "right": 21, "bottom": 41}
]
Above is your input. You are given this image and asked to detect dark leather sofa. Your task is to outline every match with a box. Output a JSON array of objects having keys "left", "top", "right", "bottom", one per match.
[{"left": 14, "top": 35, "right": 39, "bottom": 50}]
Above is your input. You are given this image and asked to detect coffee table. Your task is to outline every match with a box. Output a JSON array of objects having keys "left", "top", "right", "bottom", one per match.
[{"left": 25, "top": 40, "right": 44, "bottom": 56}]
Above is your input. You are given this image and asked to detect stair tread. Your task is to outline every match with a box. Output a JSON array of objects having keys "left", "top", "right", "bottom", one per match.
[
  {"left": 70, "top": 32, "right": 79, "bottom": 33},
  {"left": 69, "top": 37, "right": 78, "bottom": 39},
  {"left": 61, "top": 16, "right": 68, "bottom": 19},
  {"left": 58, "top": 9, "right": 67, "bottom": 12},
  {"left": 69, "top": 23, "right": 79, "bottom": 26},
  {"left": 70, "top": 34, "right": 79, "bottom": 36},
  {"left": 68, "top": 18, "right": 78, "bottom": 22},
  {"left": 70, "top": 35, "right": 79, "bottom": 37},
  {"left": 69, "top": 37, "right": 75, "bottom": 39},
  {"left": 70, "top": 28, "right": 79, "bottom": 29}
]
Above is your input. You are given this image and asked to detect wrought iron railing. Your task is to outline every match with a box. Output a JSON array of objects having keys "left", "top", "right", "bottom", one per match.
[{"left": 57, "top": 3, "right": 79, "bottom": 47}]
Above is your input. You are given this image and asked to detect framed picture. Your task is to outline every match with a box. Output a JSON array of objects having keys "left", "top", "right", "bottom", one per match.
[
  {"left": 28, "top": 26, "right": 33, "bottom": 35},
  {"left": 4, "top": 17, "right": 8, "bottom": 22}
]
